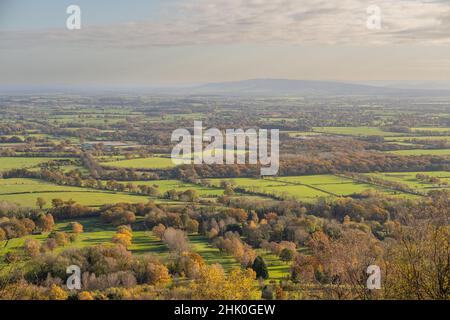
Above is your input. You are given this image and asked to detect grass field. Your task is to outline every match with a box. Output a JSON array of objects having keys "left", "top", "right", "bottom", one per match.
[
  {"left": 365, "top": 171, "right": 450, "bottom": 192},
  {"left": 0, "top": 178, "right": 160, "bottom": 207},
  {"left": 101, "top": 156, "right": 176, "bottom": 169},
  {"left": 385, "top": 136, "right": 450, "bottom": 142},
  {"left": 0, "top": 191, "right": 156, "bottom": 208},
  {"left": 410, "top": 127, "right": 450, "bottom": 133},
  {"left": 209, "top": 175, "right": 402, "bottom": 200},
  {"left": 387, "top": 149, "right": 450, "bottom": 156},
  {"left": 274, "top": 175, "right": 399, "bottom": 197},
  {"left": 188, "top": 234, "right": 241, "bottom": 272},
  {"left": 256, "top": 249, "right": 291, "bottom": 282},
  {"left": 0, "top": 218, "right": 242, "bottom": 274},
  {"left": 129, "top": 180, "right": 225, "bottom": 197},
  {"left": 0, "top": 157, "right": 66, "bottom": 171},
  {"left": 312, "top": 127, "right": 405, "bottom": 137}
]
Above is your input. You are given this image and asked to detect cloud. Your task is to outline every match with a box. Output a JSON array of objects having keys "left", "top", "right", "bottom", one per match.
[{"left": 1, "top": 0, "right": 450, "bottom": 48}]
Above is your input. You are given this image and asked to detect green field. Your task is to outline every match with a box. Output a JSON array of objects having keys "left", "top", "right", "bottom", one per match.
[
  {"left": 129, "top": 180, "right": 225, "bottom": 197},
  {"left": 410, "top": 127, "right": 450, "bottom": 133},
  {"left": 387, "top": 149, "right": 450, "bottom": 156},
  {"left": 209, "top": 175, "right": 403, "bottom": 200},
  {"left": 188, "top": 234, "right": 241, "bottom": 272},
  {"left": 365, "top": 171, "right": 450, "bottom": 192},
  {"left": 0, "top": 157, "right": 66, "bottom": 171},
  {"left": 0, "top": 218, "right": 242, "bottom": 274},
  {"left": 312, "top": 127, "right": 405, "bottom": 137},
  {"left": 274, "top": 175, "right": 399, "bottom": 197},
  {"left": 385, "top": 136, "right": 450, "bottom": 142},
  {"left": 0, "top": 178, "right": 159, "bottom": 207},
  {"left": 256, "top": 249, "right": 291, "bottom": 282},
  {"left": 101, "top": 156, "right": 176, "bottom": 169},
  {"left": 0, "top": 218, "right": 167, "bottom": 258}
]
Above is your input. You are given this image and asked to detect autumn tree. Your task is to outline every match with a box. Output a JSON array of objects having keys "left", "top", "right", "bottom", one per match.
[
  {"left": 152, "top": 223, "right": 166, "bottom": 240},
  {"left": 36, "top": 197, "right": 47, "bottom": 210},
  {"left": 71, "top": 222, "right": 84, "bottom": 234},
  {"left": 24, "top": 238, "right": 41, "bottom": 258}
]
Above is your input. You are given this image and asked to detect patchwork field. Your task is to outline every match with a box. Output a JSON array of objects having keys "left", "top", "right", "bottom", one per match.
[{"left": 209, "top": 175, "right": 400, "bottom": 201}]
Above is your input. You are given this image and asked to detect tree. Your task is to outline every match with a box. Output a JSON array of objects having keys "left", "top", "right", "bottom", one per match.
[
  {"left": 38, "top": 214, "right": 54, "bottom": 232},
  {"left": 112, "top": 225, "right": 133, "bottom": 249},
  {"left": 190, "top": 264, "right": 257, "bottom": 299},
  {"left": 51, "top": 199, "right": 64, "bottom": 209},
  {"left": 36, "top": 197, "right": 47, "bottom": 210},
  {"left": 50, "top": 232, "right": 69, "bottom": 247},
  {"left": 280, "top": 248, "right": 295, "bottom": 262},
  {"left": 252, "top": 256, "right": 269, "bottom": 279},
  {"left": 78, "top": 291, "right": 94, "bottom": 300},
  {"left": 186, "top": 219, "right": 199, "bottom": 234},
  {"left": 152, "top": 224, "right": 166, "bottom": 240},
  {"left": 71, "top": 222, "right": 84, "bottom": 234},
  {"left": 162, "top": 228, "right": 188, "bottom": 253},
  {"left": 24, "top": 239, "right": 41, "bottom": 258},
  {"left": 48, "top": 284, "right": 68, "bottom": 300}
]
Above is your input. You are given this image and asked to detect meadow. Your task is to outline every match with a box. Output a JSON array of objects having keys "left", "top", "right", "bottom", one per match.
[
  {"left": 0, "top": 157, "right": 66, "bottom": 171},
  {"left": 208, "top": 175, "right": 400, "bottom": 201},
  {"left": 0, "top": 217, "right": 244, "bottom": 275},
  {"left": 128, "top": 180, "right": 225, "bottom": 197},
  {"left": 387, "top": 149, "right": 450, "bottom": 156},
  {"left": 365, "top": 171, "right": 450, "bottom": 192},
  {"left": 311, "top": 127, "right": 405, "bottom": 137},
  {"left": 0, "top": 178, "right": 160, "bottom": 207}
]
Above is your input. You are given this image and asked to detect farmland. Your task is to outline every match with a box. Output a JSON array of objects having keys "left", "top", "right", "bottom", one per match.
[
  {"left": 209, "top": 174, "right": 411, "bottom": 201},
  {"left": 364, "top": 171, "right": 450, "bottom": 192},
  {"left": 311, "top": 127, "right": 404, "bottom": 137},
  {"left": 387, "top": 149, "right": 450, "bottom": 156},
  {"left": 0, "top": 93, "right": 449, "bottom": 300},
  {"left": 0, "top": 157, "right": 67, "bottom": 171}
]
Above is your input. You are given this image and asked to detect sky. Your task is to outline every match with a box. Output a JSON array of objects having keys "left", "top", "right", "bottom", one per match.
[{"left": 1, "top": 0, "right": 450, "bottom": 87}]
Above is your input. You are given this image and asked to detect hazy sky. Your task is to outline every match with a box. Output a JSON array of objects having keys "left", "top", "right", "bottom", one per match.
[{"left": 1, "top": 0, "right": 450, "bottom": 86}]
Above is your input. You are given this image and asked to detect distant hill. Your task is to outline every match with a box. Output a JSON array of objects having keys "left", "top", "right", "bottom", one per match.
[
  {"left": 3, "top": 79, "right": 450, "bottom": 96},
  {"left": 177, "top": 79, "right": 450, "bottom": 96}
]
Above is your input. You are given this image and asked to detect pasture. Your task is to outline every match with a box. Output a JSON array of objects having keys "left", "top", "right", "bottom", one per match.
[
  {"left": 365, "top": 171, "right": 450, "bottom": 192},
  {"left": 387, "top": 149, "right": 450, "bottom": 156},
  {"left": 0, "top": 178, "right": 158, "bottom": 207},
  {"left": 129, "top": 180, "right": 225, "bottom": 197},
  {"left": 312, "top": 127, "right": 404, "bottom": 137},
  {"left": 0, "top": 157, "right": 65, "bottom": 171}
]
